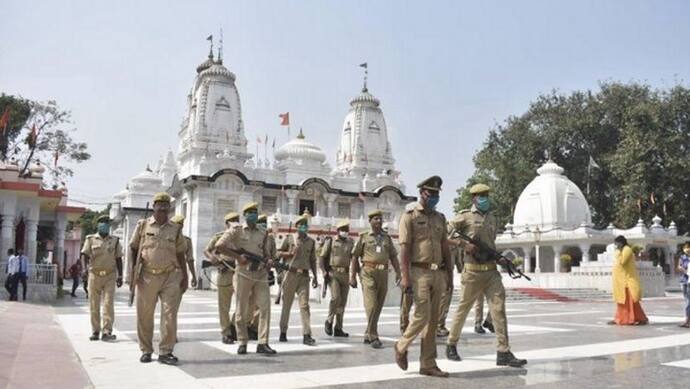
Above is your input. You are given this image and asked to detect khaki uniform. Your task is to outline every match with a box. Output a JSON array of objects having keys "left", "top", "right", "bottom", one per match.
[
  {"left": 321, "top": 236, "right": 354, "bottom": 330},
  {"left": 130, "top": 217, "right": 186, "bottom": 355},
  {"left": 396, "top": 203, "right": 448, "bottom": 370},
  {"left": 216, "top": 224, "right": 270, "bottom": 346},
  {"left": 207, "top": 232, "right": 236, "bottom": 337},
  {"left": 353, "top": 229, "right": 397, "bottom": 342},
  {"left": 279, "top": 234, "right": 316, "bottom": 335},
  {"left": 81, "top": 234, "right": 123, "bottom": 335},
  {"left": 447, "top": 205, "right": 509, "bottom": 352},
  {"left": 243, "top": 233, "right": 277, "bottom": 333}
]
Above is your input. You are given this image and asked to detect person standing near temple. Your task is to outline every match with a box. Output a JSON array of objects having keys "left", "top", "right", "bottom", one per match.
[
  {"left": 69, "top": 260, "right": 83, "bottom": 297},
  {"left": 608, "top": 235, "right": 648, "bottom": 326},
  {"left": 5, "top": 249, "right": 18, "bottom": 301},
  {"left": 14, "top": 248, "right": 28, "bottom": 301},
  {"left": 678, "top": 242, "right": 690, "bottom": 328}
]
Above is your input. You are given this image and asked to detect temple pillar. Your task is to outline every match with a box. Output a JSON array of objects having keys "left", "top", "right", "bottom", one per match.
[
  {"left": 521, "top": 246, "right": 532, "bottom": 272},
  {"left": 285, "top": 190, "right": 300, "bottom": 216},
  {"left": 553, "top": 245, "right": 563, "bottom": 273},
  {"left": 580, "top": 244, "right": 591, "bottom": 263},
  {"left": 26, "top": 219, "right": 38, "bottom": 263}
]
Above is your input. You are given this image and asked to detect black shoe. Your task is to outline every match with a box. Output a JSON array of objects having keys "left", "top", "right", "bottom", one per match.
[
  {"left": 363, "top": 338, "right": 372, "bottom": 345},
  {"left": 222, "top": 335, "right": 234, "bottom": 344},
  {"left": 89, "top": 332, "right": 100, "bottom": 341},
  {"left": 483, "top": 320, "right": 495, "bottom": 333},
  {"left": 474, "top": 324, "right": 486, "bottom": 334},
  {"left": 256, "top": 343, "right": 277, "bottom": 355},
  {"left": 303, "top": 335, "right": 316, "bottom": 346},
  {"left": 70, "top": 293, "right": 76, "bottom": 297},
  {"left": 158, "top": 353, "right": 178, "bottom": 365},
  {"left": 496, "top": 351, "right": 527, "bottom": 367},
  {"left": 446, "top": 345, "right": 462, "bottom": 361},
  {"left": 279, "top": 332, "right": 288, "bottom": 342},
  {"left": 333, "top": 328, "right": 349, "bottom": 337},
  {"left": 248, "top": 328, "right": 258, "bottom": 341},
  {"left": 237, "top": 344, "right": 247, "bottom": 355},
  {"left": 325, "top": 320, "right": 333, "bottom": 336},
  {"left": 140, "top": 353, "right": 152, "bottom": 363},
  {"left": 101, "top": 333, "right": 117, "bottom": 342},
  {"left": 371, "top": 339, "right": 383, "bottom": 349}
]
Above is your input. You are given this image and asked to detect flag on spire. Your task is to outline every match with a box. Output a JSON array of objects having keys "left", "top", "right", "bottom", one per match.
[
  {"left": 279, "top": 112, "right": 290, "bottom": 126},
  {"left": 588, "top": 156, "right": 601, "bottom": 169},
  {"left": 359, "top": 62, "right": 368, "bottom": 69}
]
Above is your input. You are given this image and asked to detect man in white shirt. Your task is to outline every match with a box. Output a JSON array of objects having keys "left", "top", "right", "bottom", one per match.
[{"left": 4, "top": 249, "right": 18, "bottom": 301}]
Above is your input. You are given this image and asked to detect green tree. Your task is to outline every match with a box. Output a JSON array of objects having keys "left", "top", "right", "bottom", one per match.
[
  {"left": 456, "top": 81, "right": 690, "bottom": 233},
  {"left": 0, "top": 94, "right": 32, "bottom": 160},
  {"left": 77, "top": 207, "right": 110, "bottom": 241}
]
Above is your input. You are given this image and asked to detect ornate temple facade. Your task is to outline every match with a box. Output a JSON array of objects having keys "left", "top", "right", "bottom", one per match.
[{"left": 109, "top": 46, "right": 415, "bottom": 286}]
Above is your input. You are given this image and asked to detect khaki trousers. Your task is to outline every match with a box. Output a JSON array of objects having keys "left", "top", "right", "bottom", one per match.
[
  {"left": 438, "top": 288, "right": 452, "bottom": 329},
  {"left": 397, "top": 268, "right": 447, "bottom": 369},
  {"left": 448, "top": 270, "right": 509, "bottom": 352},
  {"left": 136, "top": 269, "right": 182, "bottom": 355},
  {"left": 217, "top": 270, "right": 235, "bottom": 336},
  {"left": 401, "top": 283, "right": 451, "bottom": 332},
  {"left": 280, "top": 272, "right": 312, "bottom": 335},
  {"left": 473, "top": 294, "right": 493, "bottom": 326},
  {"left": 235, "top": 268, "right": 270, "bottom": 345},
  {"left": 361, "top": 267, "right": 388, "bottom": 341},
  {"left": 88, "top": 272, "right": 116, "bottom": 334},
  {"left": 327, "top": 272, "right": 350, "bottom": 330}
]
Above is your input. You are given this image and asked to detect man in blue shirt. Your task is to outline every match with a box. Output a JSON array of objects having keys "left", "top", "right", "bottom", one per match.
[
  {"left": 15, "top": 248, "right": 29, "bottom": 301},
  {"left": 678, "top": 242, "right": 690, "bottom": 328}
]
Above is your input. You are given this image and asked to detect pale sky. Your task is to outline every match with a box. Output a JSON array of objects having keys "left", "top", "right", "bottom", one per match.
[{"left": 1, "top": 0, "right": 689, "bottom": 215}]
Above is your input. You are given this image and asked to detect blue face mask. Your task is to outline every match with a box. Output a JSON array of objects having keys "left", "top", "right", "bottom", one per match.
[
  {"left": 426, "top": 195, "right": 440, "bottom": 209},
  {"left": 476, "top": 196, "right": 491, "bottom": 213},
  {"left": 245, "top": 212, "right": 258, "bottom": 224},
  {"left": 97, "top": 223, "right": 110, "bottom": 235},
  {"left": 297, "top": 225, "right": 308, "bottom": 234}
]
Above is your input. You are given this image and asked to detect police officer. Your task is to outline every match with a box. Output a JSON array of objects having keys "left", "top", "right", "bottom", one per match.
[
  {"left": 129, "top": 192, "right": 187, "bottom": 365},
  {"left": 170, "top": 215, "right": 198, "bottom": 290},
  {"left": 215, "top": 202, "right": 276, "bottom": 355},
  {"left": 204, "top": 212, "right": 240, "bottom": 344},
  {"left": 320, "top": 220, "right": 354, "bottom": 337},
  {"left": 80, "top": 215, "right": 123, "bottom": 341},
  {"left": 446, "top": 184, "right": 526, "bottom": 367},
  {"left": 394, "top": 176, "right": 452, "bottom": 377},
  {"left": 351, "top": 209, "right": 401, "bottom": 349},
  {"left": 278, "top": 215, "right": 318, "bottom": 345}
]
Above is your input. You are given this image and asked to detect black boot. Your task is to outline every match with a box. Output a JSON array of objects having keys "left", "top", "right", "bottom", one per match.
[
  {"left": 279, "top": 332, "right": 288, "bottom": 342},
  {"left": 333, "top": 328, "right": 349, "bottom": 337},
  {"left": 483, "top": 320, "right": 495, "bottom": 333},
  {"left": 446, "top": 345, "right": 462, "bottom": 361},
  {"left": 497, "top": 351, "right": 527, "bottom": 367},
  {"left": 229, "top": 323, "right": 237, "bottom": 342},
  {"left": 222, "top": 335, "right": 234, "bottom": 344},
  {"left": 324, "top": 320, "right": 333, "bottom": 336},
  {"left": 140, "top": 353, "right": 152, "bottom": 363},
  {"left": 303, "top": 334, "right": 316, "bottom": 346},
  {"left": 101, "top": 333, "right": 117, "bottom": 342},
  {"left": 158, "top": 353, "right": 179, "bottom": 365},
  {"left": 237, "top": 344, "right": 247, "bottom": 355},
  {"left": 370, "top": 339, "right": 383, "bottom": 349},
  {"left": 256, "top": 343, "right": 277, "bottom": 355},
  {"left": 474, "top": 324, "right": 486, "bottom": 334},
  {"left": 89, "top": 332, "right": 100, "bottom": 341}
]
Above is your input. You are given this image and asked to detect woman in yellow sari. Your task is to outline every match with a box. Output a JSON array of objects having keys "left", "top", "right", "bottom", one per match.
[{"left": 608, "top": 235, "right": 648, "bottom": 325}]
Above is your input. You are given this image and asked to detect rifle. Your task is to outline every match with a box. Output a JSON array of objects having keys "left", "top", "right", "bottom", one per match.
[
  {"left": 451, "top": 230, "right": 531, "bottom": 281},
  {"left": 201, "top": 259, "right": 236, "bottom": 271},
  {"left": 129, "top": 202, "right": 150, "bottom": 306},
  {"left": 229, "top": 247, "right": 290, "bottom": 272}
]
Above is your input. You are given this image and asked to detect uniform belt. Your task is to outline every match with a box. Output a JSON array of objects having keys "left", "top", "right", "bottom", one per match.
[
  {"left": 363, "top": 262, "right": 388, "bottom": 270},
  {"left": 331, "top": 266, "right": 348, "bottom": 273},
  {"left": 288, "top": 267, "right": 308, "bottom": 274},
  {"left": 90, "top": 269, "right": 114, "bottom": 276},
  {"left": 411, "top": 262, "right": 445, "bottom": 271},
  {"left": 464, "top": 263, "right": 497, "bottom": 272},
  {"left": 143, "top": 265, "right": 178, "bottom": 275}
]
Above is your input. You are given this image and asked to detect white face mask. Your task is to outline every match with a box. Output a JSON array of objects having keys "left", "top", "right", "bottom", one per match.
[{"left": 338, "top": 231, "right": 348, "bottom": 238}]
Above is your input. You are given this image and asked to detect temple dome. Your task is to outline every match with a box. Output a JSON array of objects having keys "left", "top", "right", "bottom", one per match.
[
  {"left": 512, "top": 160, "right": 591, "bottom": 231},
  {"left": 274, "top": 130, "right": 326, "bottom": 164},
  {"left": 349, "top": 88, "right": 380, "bottom": 107},
  {"left": 130, "top": 166, "right": 163, "bottom": 189}
]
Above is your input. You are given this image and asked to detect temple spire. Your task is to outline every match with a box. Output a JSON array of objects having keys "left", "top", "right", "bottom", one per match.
[
  {"left": 217, "top": 28, "right": 223, "bottom": 64},
  {"left": 359, "top": 62, "right": 368, "bottom": 92}
]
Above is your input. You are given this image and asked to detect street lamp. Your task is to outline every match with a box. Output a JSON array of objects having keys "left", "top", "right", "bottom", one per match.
[{"left": 533, "top": 225, "right": 542, "bottom": 273}]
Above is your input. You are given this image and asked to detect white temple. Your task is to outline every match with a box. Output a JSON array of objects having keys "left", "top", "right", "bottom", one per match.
[
  {"left": 109, "top": 44, "right": 415, "bottom": 292},
  {"left": 496, "top": 160, "right": 681, "bottom": 295}
]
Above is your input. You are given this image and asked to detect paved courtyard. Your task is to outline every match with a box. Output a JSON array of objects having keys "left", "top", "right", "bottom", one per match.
[{"left": 6, "top": 288, "right": 690, "bottom": 388}]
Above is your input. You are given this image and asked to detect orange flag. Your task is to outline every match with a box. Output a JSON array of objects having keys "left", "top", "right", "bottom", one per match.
[{"left": 279, "top": 112, "right": 290, "bottom": 126}]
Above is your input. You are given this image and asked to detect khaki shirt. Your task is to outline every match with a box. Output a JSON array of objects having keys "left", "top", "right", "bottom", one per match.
[
  {"left": 129, "top": 217, "right": 185, "bottom": 269},
  {"left": 183, "top": 235, "right": 194, "bottom": 263},
  {"left": 451, "top": 204, "right": 497, "bottom": 264},
  {"left": 215, "top": 223, "right": 267, "bottom": 268},
  {"left": 266, "top": 234, "right": 277, "bottom": 258},
  {"left": 398, "top": 202, "right": 446, "bottom": 265},
  {"left": 321, "top": 237, "right": 355, "bottom": 268},
  {"left": 279, "top": 234, "right": 316, "bottom": 270},
  {"left": 81, "top": 234, "right": 123, "bottom": 272},
  {"left": 352, "top": 230, "right": 397, "bottom": 265}
]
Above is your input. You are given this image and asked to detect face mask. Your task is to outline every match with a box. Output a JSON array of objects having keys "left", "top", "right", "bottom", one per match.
[
  {"left": 476, "top": 196, "right": 491, "bottom": 213},
  {"left": 297, "top": 225, "right": 308, "bottom": 234},
  {"left": 426, "top": 195, "right": 440, "bottom": 209},
  {"left": 338, "top": 231, "right": 348, "bottom": 238},
  {"left": 245, "top": 212, "right": 258, "bottom": 223},
  {"left": 97, "top": 223, "right": 110, "bottom": 236}
]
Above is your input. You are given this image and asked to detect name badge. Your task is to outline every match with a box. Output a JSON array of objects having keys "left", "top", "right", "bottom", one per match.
[{"left": 376, "top": 246, "right": 382, "bottom": 253}]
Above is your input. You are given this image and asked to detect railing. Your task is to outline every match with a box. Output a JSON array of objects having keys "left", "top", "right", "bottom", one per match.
[{"left": 0, "top": 262, "right": 58, "bottom": 287}]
